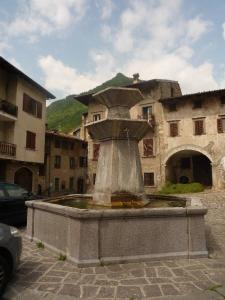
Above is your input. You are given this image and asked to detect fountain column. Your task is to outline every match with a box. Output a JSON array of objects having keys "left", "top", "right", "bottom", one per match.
[{"left": 86, "top": 87, "right": 152, "bottom": 206}]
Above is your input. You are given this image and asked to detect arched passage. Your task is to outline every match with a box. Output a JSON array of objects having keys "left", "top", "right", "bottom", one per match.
[
  {"left": 14, "top": 167, "right": 33, "bottom": 192},
  {"left": 165, "top": 150, "right": 212, "bottom": 186}
]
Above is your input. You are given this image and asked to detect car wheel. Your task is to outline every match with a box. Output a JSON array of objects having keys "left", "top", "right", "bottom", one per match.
[{"left": 0, "top": 255, "right": 10, "bottom": 296}]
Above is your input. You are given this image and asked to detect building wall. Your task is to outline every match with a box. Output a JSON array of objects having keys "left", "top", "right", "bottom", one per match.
[
  {"left": 80, "top": 80, "right": 225, "bottom": 192},
  {"left": 39, "top": 134, "right": 88, "bottom": 196},
  {"left": 1, "top": 160, "right": 40, "bottom": 192},
  {"left": 0, "top": 62, "right": 52, "bottom": 193},
  {"left": 13, "top": 78, "right": 46, "bottom": 163}
]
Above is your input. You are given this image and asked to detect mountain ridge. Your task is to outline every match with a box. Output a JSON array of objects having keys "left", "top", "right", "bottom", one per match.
[{"left": 47, "top": 73, "right": 133, "bottom": 133}]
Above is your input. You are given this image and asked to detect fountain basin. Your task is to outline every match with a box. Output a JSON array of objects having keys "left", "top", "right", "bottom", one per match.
[{"left": 26, "top": 195, "right": 208, "bottom": 267}]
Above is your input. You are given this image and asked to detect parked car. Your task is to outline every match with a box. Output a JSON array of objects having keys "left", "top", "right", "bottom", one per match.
[
  {"left": 0, "top": 182, "right": 42, "bottom": 225},
  {"left": 0, "top": 223, "right": 22, "bottom": 296}
]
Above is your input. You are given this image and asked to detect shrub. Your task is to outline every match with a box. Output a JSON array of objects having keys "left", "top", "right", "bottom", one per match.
[
  {"left": 157, "top": 182, "right": 204, "bottom": 194},
  {"left": 36, "top": 241, "right": 44, "bottom": 249},
  {"left": 58, "top": 253, "right": 67, "bottom": 261}
]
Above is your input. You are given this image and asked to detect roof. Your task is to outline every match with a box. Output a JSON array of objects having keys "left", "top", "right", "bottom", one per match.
[
  {"left": 0, "top": 56, "right": 55, "bottom": 99},
  {"left": 46, "top": 130, "right": 87, "bottom": 143},
  {"left": 73, "top": 78, "right": 179, "bottom": 106},
  {"left": 159, "top": 88, "right": 225, "bottom": 104}
]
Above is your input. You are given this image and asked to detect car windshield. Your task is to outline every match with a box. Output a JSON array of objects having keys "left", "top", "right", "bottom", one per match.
[{"left": 5, "top": 184, "right": 28, "bottom": 199}]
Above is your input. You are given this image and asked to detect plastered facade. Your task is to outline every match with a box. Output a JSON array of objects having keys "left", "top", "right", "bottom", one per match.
[{"left": 78, "top": 80, "right": 225, "bottom": 192}]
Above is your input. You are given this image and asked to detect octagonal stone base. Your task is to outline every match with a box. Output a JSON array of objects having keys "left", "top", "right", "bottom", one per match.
[{"left": 26, "top": 195, "right": 208, "bottom": 267}]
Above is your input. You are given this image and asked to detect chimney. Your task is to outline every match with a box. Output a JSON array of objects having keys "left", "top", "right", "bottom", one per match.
[{"left": 133, "top": 73, "right": 140, "bottom": 84}]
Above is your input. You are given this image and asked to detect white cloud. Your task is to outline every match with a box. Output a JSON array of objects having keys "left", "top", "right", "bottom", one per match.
[
  {"left": 101, "top": 0, "right": 216, "bottom": 94},
  {"left": 0, "top": 41, "right": 10, "bottom": 55},
  {"left": 123, "top": 53, "right": 218, "bottom": 94},
  {"left": 223, "top": 22, "right": 225, "bottom": 40},
  {"left": 39, "top": 51, "right": 118, "bottom": 98},
  {"left": 39, "top": 55, "right": 98, "bottom": 97},
  {"left": 36, "top": 0, "right": 219, "bottom": 98},
  {"left": 100, "top": 24, "right": 112, "bottom": 40},
  {"left": 99, "top": 0, "right": 114, "bottom": 19},
  {"left": 1, "top": 0, "right": 87, "bottom": 41},
  {"left": 186, "top": 16, "right": 212, "bottom": 42}
]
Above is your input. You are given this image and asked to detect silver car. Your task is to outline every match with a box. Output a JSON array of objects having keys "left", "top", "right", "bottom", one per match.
[{"left": 0, "top": 223, "right": 22, "bottom": 296}]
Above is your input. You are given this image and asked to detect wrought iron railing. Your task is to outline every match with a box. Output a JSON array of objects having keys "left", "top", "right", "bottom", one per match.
[
  {"left": 0, "top": 141, "right": 16, "bottom": 157},
  {"left": 0, "top": 99, "right": 18, "bottom": 117}
]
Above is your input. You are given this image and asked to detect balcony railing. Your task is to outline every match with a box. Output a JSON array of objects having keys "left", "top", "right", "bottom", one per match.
[
  {"left": 0, "top": 141, "right": 16, "bottom": 157},
  {"left": 0, "top": 99, "right": 18, "bottom": 117}
]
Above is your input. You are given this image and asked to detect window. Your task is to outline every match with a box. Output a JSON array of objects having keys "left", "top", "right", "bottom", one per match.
[
  {"left": 220, "top": 96, "right": 225, "bottom": 105},
  {"left": 180, "top": 158, "right": 191, "bottom": 169},
  {"left": 39, "top": 164, "right": 45, "bottom": 176},
  {"left": 54, "top": 155, "right": 61, "bottom": 168},
  {"left": 23, "top": 93, "right": 42, "bottom": 118},
  {"left": 82, "top": 142, "right": 87, "bottom": 149},
  {"left": 194, "top": 119, "right": 205, "bottom": 135},
  {"left": 79, "top": 157, "right": 87, "bottom": 167},
  {"left": 69, "top": 177, "right": 74, "bottom": 190},
  {"left": 142, "top": 106, "right": 152, "bottom": 120},
  {"left": 93, "top": 114, "right": 101, "bottom": 121},
  {"left": 169, "top": 122, "right": 178, "bottom": 137},
  {"left": 55, "top": 178, "right": 59, "bottom": 192},
  {"left": 193, "top": 100, "right": 202, "bottom": 109},
  {"left": 70, "top": 142, "right": 74, "bottom": 150},
  {"left": 55, "top": 139, "right": 61, "bottom": 148},
  {"left": 171, "top": 86, "right": 175, "bottom": 97},
  {"left": 93, "top": 173, "right": 96, "bottom": 185},
  {"left": 62, "top": 141, "right": 69, "bottom": 149},
  {"left": 69, "top": 157, "right": 75, "bottom": 169},
  {"left": 26, "top": 131, "right": 36, "bottom": 150},
  {"left": 168, "top": 103, "right": 177, "bottom": 112},
  {"left": 143, "top": 139, "right": 153, "bottom": 157},
  {"left": 144, "top": 173, "right": 154, "bottom": 186},
  {"left": 217, "top": 117, "right": 225, "bottom": 133},
  {"left": 93, "top": 144, "right": 100, "bottom": 160},
  {"left": 61, "top": 180, "right": 66, "bottom": 190}
]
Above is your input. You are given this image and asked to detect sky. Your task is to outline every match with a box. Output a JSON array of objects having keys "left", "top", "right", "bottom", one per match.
[{"left": 1, "top": 0, "right": 225, "bottom": 103}]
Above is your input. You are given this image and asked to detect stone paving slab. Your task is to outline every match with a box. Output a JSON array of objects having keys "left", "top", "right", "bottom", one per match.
[{"left": 3, "top": 190, "right": 225, "bottom": 299}]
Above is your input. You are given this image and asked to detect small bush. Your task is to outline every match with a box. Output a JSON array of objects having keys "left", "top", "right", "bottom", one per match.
[
  {"left": 157, "top": 182, "right": 204, "bottom": 194},
  {"left": 58, "top": 253, "right": 67, "bottom": 261},
  {"left": 36, "top": 241, "right": 44, "bottom": 249}
]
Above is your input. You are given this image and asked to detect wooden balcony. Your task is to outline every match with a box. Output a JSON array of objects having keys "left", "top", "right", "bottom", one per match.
[
  {"left": 0, "top": 99, "right": 18, "bottom": 121},
  {"left": 0, "top": 141, "right": 16, "bottom": 157}
]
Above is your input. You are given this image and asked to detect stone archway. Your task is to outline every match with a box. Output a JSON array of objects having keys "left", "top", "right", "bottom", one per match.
[
  {"left": 14, "top": 167, "right": 33, "bottom": 191},
  {"left": 165, "top": 149, "right": 212, "bottom": 186}
]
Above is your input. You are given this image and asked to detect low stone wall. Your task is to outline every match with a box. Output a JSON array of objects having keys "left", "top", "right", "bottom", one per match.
[{"left": 26, "top": 196, "right": 208, "bottom": 267}]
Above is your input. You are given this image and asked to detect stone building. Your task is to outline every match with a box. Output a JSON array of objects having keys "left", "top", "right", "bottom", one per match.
[
  {"left": 0, "top": 56, "right": 55, "bottom": 193},
  {"left": 74, "top": 78, "right": 225, "bottom": 192},
  {"left": 38, "top": 130, "right": 88, "bottom": 196}
]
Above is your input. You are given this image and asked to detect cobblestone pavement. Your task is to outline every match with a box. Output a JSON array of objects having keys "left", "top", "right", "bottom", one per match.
[{"left": 3, "top": 191, "right": 225, "bottom": 299}]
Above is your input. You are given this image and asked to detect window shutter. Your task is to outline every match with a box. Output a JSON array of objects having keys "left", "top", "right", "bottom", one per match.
[
  {"left": 217, "top": 119, "right": 223, "bottom": 133},
  {"left": 26, "top": 131, "right": 36, "bottom": 149},
  {"left": 37, "top": 102, "right": 42, "bottom": 118},
  {"left": 23, "top": 94, "right": 29, "bottom": 112},
  {"left": 170, "top": 123, "right": 178, "bottom": 137},
  {"left": 195, "top": 120, "right": 204, "bottom": 135},
  {"left": 144, "top": 173, "right": 154, "bottom": 186},
  {"left": 93, "top": 144, "right": 100, "bottom": 160},
  {"left": 143, "top": 139, "right": 153, "bottom": 156}
]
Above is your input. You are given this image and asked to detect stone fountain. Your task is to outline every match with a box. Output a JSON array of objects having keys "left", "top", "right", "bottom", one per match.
[
  {"left": 26, "top": 87, "right": 208, "bottom": 267},
  {"left": 86, "top": 87, "right": 151, "bottom": 206}
]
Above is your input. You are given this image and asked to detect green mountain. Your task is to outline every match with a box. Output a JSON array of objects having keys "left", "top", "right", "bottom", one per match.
[{"left": 47, "top": 73, "right": 133, "bottom": 133}]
